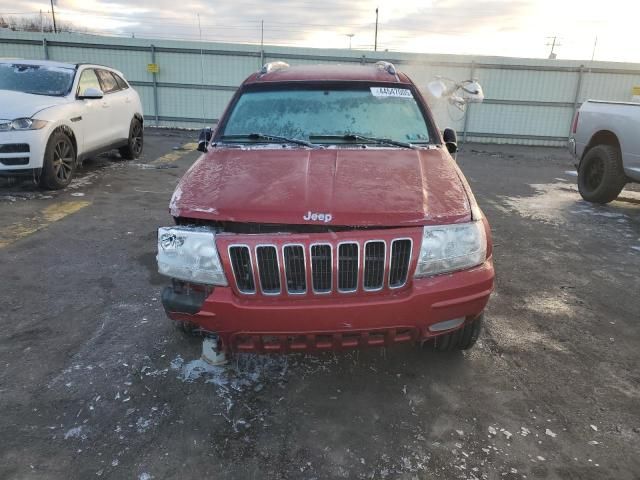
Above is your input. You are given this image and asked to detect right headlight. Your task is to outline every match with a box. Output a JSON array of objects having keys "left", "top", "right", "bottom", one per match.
[
  {"left": 157, "top": 227, "right": 228, "bottom": 286},
  {"left": 414, "top": 220, "right": 487, "bottom": 277}
]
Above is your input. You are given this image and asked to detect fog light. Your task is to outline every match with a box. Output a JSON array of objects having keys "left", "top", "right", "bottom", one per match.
[{"left": 429, "top": 317, "right": 465, "bottom": 332}]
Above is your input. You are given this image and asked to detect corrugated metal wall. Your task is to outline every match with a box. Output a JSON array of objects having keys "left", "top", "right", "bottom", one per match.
[{"left": 2, "top": 30, "right": 640, "bottom": 146}]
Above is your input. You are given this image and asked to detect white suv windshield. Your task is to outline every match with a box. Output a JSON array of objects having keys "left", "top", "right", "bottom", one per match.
[
  {"left": 0, "top": 63, "right": 75, "bottom": 96},
  {"left": 221, "top": 86, "right": 432, "bottom": 144}
]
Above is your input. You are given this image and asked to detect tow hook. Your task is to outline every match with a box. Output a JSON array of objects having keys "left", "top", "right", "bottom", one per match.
[{"left": 202, "top": 335, "right": 228, "bottom": 366}]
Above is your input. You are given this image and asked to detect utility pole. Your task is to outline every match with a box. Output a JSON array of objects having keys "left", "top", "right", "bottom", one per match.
[
  {"left": 545, "top": 36, "right": 561, "bottom": 59},
  {"left": 50, "top": 0, "right": 57, "bottom": 33},
  {"left": 346, "top": 33, "right": 354, "bottom": 50},
  {"left": 591, "top": 36, "right": 598, "bottom": 62},
  {"left": 374, "top": 8, "right": 378, "bottom": 52}
]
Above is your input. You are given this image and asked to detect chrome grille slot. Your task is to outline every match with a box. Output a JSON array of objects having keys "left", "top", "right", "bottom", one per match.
[
  {"left": 229, "top": 246, "right": 255, "bottom": 293},
  {"left": 256, "top": 245, "right": 281, "bottom": 294},
  {"left": 338, "top": 242, "right": 359, "bottom": 292},
  {"left": 389, "top": 239, "right": 412, "bottom": 288},
  {"left": 363, "top": 241, "right": 385, "bottom": 290},
  {"left": 311, "top": 244, "right": 332, "bottom": 293},
  {"left": 283, "top": 245, "right": 306, "bottom": 294}
]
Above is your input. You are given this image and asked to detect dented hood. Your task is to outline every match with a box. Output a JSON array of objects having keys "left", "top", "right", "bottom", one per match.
[{"left": 170, "top": 147, "right": 471, "bottom": 226}]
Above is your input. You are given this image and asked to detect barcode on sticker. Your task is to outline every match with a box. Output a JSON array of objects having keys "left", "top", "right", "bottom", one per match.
[{"left": 370, "top": 87, "right": 413, "bottom": 98}]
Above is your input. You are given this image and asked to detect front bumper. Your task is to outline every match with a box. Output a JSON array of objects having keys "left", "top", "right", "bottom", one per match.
[
  {"left": 0, "top": 129, "right": 47, "bottom": 171},
  {"left": 164, "top": 258, "right": 494, "bottom": 352}
]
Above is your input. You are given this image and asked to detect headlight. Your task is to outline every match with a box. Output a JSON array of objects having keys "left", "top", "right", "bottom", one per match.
[
  {"left": 157, "top": 227, "right": 228, "bottom": 286},
  {"left": 0, "top": 118, "right": 48, "bottom": 131},
  {"left": 414, "top": 221, "right": 487, "bottom": 277}
]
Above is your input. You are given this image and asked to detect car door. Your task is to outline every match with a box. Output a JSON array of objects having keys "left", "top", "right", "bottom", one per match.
[
  {"left": 76, "top": 68, "right": 110, "bottom": 153},
  {"left": 96, "top": 69, "right": 130, "bottom": 143}
]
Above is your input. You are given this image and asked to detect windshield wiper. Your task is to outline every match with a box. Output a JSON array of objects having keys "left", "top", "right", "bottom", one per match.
[
  {"left": 309, "top": 134, "right": 417, "bottom": 149},
  {"left": 220, "top": 133, "right": 318, "bottom": 148}
]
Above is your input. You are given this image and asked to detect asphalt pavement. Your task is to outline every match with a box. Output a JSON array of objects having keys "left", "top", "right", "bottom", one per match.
[{"left": 0, "top": 130, "right": 638, "bottom": 480}]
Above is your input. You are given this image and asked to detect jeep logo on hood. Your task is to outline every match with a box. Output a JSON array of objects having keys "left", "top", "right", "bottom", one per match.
[{"left": 303, "top": 211, "right": 332, "bottom": 223}]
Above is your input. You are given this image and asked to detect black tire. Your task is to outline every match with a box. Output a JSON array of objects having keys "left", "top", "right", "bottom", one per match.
[
  {"left": 118, "top": 117, "right": 144, "bottom": 160},
  {"left": 432, "top": 314, "right": 483, "bottom": 352},
  {"left": 578, "top": 145, "right": 626, "bottom": 204},
  {"left": 39, "top": 131, "right": 76, "bottom": 190}
]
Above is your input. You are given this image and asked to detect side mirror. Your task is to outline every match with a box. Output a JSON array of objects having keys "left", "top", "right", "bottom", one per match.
[
  {"left": 443, "top": 128, "right": 458, "bottom": 154},
  {"left": 197, "top": 127, "right": 213, "bottom": 152},
  {"left": 78, "top": 87, "right": 103, "bottom": 99}
]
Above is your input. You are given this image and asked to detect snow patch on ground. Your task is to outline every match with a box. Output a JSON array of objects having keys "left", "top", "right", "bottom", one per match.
[{"left": 64, "top": 426, "right": 87, "bottom": 440}]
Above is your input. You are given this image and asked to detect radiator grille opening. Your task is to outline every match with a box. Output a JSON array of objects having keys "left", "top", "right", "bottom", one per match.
[
  {"left": 283, "top": 245, "right": 306, "bottom": 294},
  {"left": 229, "top": 246, "right": 255, "bottom": 293},
  {"left": 256, "top": 246, "right": 281, "bottom": 294},
  {"left": 0, "top": 143, "right": 30, "bottom": 153},
  {"left": 389, "top": 239, "right": 412, "bottom": 288},
  {"left": 363, "top": 241, "right": 385, "bottom": 290},
  {"left": 311, "top": 244, "right": 332, "bottom": 293},
  {"left": 338, "top": 243, "right": 358, "bottom": 292}
]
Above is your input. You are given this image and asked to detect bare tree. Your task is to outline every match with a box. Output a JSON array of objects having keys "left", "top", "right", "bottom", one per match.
[{"left": 0, "top": 15, "right": 80, "bottom": 33}]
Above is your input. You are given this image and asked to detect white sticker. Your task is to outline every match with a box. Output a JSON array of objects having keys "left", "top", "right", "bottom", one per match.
[{"left": 370, "top": 87, "right": 413, "bottom": 98}]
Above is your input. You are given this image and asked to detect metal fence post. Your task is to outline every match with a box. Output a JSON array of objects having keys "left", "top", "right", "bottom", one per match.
[
  {"left": 150, "top": 44, "right": 159, "bottom": 127},
  {"left": 42, "top": 38, "right": 49, "bottom": 60},
  {"left": 462, "top": 60, "right": 476, "bottom": 144}
]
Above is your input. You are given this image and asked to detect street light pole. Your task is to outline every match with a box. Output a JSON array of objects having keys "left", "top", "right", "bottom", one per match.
[{"left": 346, "top": 33, "right": 354, "bottom": 50}]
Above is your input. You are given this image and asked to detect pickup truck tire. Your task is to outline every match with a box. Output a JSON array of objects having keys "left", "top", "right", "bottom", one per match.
[
  {"left": 39, "top": 131, "right": 76, "bottom": 190},
  {"left": 432, "top": 314, "right": 483, "bottom": 352},
  {"left": 578, "top": 145, "right": 626, "bottom": 204},
  {"left": 118, "top": 118, "right": 144, "bottom": 160}
]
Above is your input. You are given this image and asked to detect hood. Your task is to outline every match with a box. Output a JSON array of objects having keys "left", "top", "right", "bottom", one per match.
[
  {"left": 170, "top": 146, "right": 472, "bottom": 227},
  {"left": 0, "top": 90, "right": 68, "bottom": 119}
]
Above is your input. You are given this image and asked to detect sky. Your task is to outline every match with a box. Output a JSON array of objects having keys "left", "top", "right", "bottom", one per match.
[{"left": 0, "top": 0, "right": 637, "bottom": 63}]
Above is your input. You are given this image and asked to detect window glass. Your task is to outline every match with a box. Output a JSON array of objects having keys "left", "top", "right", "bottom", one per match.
[
  {"left": 221, "top": 87, "right": 431, "bottom": 144},
  {"left": 77, "top": 69, "right": 101, "bottom": 95},
  {"left": 0, "top": 63, "right": 75, "bottom": 96},
  {"left": 96, "top": 69, "right": 119, "bottom": 93},
  {"left": 113, "top": 73, "right": 129, "bottom": 90}
]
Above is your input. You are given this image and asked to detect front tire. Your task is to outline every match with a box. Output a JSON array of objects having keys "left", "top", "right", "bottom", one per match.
[
  {"left": 119, "top": 117, "right": 144, "bottom": 160},
  {"left": 39, "top": 131, "right": 76, "bottom": 190},
  {"left": 578, "top": 145, "right": 626, "bottom": 204},
  {"left": 432, "top": 314, "right": 483, "bottom": 352}
]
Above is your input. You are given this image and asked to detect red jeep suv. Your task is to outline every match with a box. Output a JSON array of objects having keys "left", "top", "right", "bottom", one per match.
[{"left": 157, "top": 61, "right": 494, "bottom": 354}]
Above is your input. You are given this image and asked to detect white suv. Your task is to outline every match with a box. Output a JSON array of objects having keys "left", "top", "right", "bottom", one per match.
[{"left": 0, "top": 59, "right": 144, "bottom": 189}]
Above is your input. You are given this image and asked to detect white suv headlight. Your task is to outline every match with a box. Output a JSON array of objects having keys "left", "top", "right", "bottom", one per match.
[
  {"left": 415, "top": 221, "right": 487, "bottom": 277},
  {"left": 0, "top": 118, "right": 48, "bottom": 131},
  {"left": 157, "top": 227, "right": 228, "bottom": 286}
]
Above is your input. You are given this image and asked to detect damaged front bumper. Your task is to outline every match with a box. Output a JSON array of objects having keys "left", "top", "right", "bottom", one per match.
[{"left": 162, "top": 259, "right": 494, "bottom": 353}]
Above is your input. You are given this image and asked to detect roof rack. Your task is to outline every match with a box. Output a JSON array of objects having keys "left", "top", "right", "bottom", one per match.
[
  {"left": 375, "top": 61, "right": 397, "bottom": 75},
  {"left": 259, "top": 61, "right": 290, "bottom": 76}
]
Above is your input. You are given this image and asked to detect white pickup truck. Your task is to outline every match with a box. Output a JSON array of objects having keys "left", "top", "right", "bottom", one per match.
[{"left": 569, "top": 100, "right": 640, "bottom": 203}]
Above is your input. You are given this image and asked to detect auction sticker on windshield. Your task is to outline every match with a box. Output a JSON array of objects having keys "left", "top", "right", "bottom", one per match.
[{"left": 370, "top": 87, "right": 413, "bottom": 98}]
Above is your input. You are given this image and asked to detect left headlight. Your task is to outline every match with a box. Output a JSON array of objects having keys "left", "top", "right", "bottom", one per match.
[
  {"left": 414, "top": 221, "right": 487, "bottom": 278},
  {"left": 157, "top": 227, "right": 228, "bottom": 286},
  {"left": 0, "top": 118, "right": 49, "bottom": 131}
]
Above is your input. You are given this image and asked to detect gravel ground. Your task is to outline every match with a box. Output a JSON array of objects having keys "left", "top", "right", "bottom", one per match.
[{"left": 0, "top": 130, "right": 638, "bottom": 480}]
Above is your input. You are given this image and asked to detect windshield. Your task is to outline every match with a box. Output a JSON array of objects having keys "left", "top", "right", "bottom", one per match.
[
  {"left": 0, "top": 63, "right": 75, "bottom": 96},
  {"left": 220, "top": 86, "right": 432, "bottom": 144}
]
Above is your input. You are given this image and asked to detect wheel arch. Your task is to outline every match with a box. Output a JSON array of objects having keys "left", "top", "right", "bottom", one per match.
[
  {"left": 49, "top": 123, "right": 79, "bottom": 165},
  {"left": 582, "top": 130, "right": 620, "bottom": 164}
]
